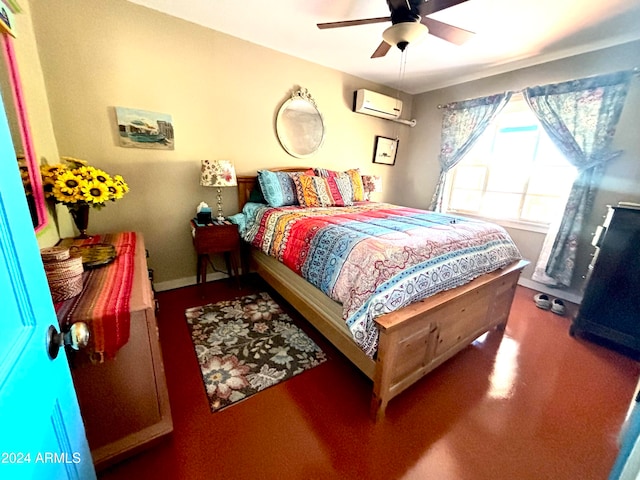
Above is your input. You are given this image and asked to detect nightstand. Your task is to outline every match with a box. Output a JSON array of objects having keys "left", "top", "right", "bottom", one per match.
[{"left": 190, "top": 220, "right": 240, "bottom": 286}]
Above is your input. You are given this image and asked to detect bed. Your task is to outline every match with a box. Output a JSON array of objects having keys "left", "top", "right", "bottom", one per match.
[{"left": 234, "top": 167, "right": 527, "bottom": 421}]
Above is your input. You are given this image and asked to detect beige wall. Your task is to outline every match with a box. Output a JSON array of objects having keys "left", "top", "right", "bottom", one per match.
[
  {"left": 394, "top": 41, "right": 640, "bottom": 299},
  {"left": 27, "top": 0, "right": 412, "bottom": 287}
]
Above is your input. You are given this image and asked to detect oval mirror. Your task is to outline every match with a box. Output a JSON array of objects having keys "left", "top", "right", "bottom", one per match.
[{"left": 276, "top": 88, "right": 324, "bottom": 158}]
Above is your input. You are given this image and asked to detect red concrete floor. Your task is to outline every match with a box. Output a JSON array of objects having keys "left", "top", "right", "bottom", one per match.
[{"left": 98, "top": 275, "right": 639, "bottom": 480}]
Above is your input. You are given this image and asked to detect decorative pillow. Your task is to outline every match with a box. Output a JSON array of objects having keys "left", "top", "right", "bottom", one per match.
[
  {"left": 296, "top": 175, "right": 330, "bottom": 207},
  {"left": 296, "top": 175, "right": 354, "bottom": 207},
  {"left": 257, "top": 170, "right": 298, "bottom": 207},
  {"left": 314, "top": 168, "right": 365, "bottom": 201},
  {"left": 345, "top": 169, "right": 365, "bottom": 202},
  {"left": 327, "top": 174, "right": 354, "bottom": 206},
  {"left": 288, "top": 170, "right": 315, "bottom": 205},
  {"left": 313, "top": 168, "right": 337, "bottom": 178}
]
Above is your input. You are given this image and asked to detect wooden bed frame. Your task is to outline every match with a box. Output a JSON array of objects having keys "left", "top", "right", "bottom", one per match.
[{"left": 237, "top": 168, "right": 528, "bottom": 421}]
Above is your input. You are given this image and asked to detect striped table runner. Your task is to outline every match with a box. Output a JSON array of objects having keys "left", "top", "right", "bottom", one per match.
[{"left": 55, "top": 232, "right": 137, "bottom": 362}]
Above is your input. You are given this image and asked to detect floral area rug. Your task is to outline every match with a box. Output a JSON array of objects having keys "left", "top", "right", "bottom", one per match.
[{"left": 185, "top": 292, "right": 327, "bottom": 412}]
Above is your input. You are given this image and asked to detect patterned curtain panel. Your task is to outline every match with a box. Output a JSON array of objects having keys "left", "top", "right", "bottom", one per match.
[
  {"left": 525, "top": 70, "right": 633, "bottom": 287},
  {"left": 429, "top": 93, "right": 511, "bottom": 211}
]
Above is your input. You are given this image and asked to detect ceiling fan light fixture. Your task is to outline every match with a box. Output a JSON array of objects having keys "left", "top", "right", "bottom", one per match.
[{"left": 382, "top": 22, "right": 428, "bottom": 50}]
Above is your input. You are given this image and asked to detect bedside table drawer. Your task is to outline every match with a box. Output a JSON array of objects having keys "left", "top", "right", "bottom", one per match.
[{"left": 193, "top": 224, "right": 239, "bottom": 253}]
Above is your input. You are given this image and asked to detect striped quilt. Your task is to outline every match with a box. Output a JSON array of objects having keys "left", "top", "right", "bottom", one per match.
[
  {"left": 55, "top": 232, "right": 137, "bottom": 362},
  {"left": 237, "top": 202, "right": 522, "bottom": 357}
]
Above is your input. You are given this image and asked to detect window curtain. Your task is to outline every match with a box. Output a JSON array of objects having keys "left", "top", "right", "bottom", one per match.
[
  {"left": 429, "top": 93, "right": 512, "bottom": 211},
  {"left": 526, "top": 70, "right": 633, "bottom": 287}
]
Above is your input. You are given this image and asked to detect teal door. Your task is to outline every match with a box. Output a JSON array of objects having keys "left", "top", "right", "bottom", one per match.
[
  {"left": 609, "top": 387, "right": 640, "bottom": 479},
  {"left": 0, "top": 93, "right": 95, "bottom": 478}
]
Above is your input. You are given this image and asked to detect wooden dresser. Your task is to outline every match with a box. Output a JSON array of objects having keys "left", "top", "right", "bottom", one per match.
[
  {"left": 571, "top": 205, "right": 640, "bottom": 355},
  {"left": 56, "top": 232, "right": 172, "bottom": 471}
]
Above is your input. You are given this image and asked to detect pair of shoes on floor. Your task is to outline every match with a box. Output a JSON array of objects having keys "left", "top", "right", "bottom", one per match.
[{"left": 533, "top": 293, "right": 566, "bottom": 315}]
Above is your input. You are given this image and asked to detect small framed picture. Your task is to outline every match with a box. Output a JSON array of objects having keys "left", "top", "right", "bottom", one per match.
[{"left": 372, "top": 136, "right": 398, "bottom": 165}]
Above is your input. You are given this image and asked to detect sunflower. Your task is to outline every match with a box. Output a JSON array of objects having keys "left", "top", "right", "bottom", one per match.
[
  {"left": 41, "top": 176, "right": 56, "bottom": 199},
  {"left": 113, "top": 175, "right": 129, "bottom": 193},
  {"left": 56, "top": 170, "right": 84, "bottom": 193},
  {"left": 52, "top": 184, "right": 80, "bottom": 204},
  {"left": 41, "top": 163, "right": 67, "bottom": 178},
  {"left": 81, "top": 181, "right": 110, "bottom": 204},
  {"left": 107, "top": 181, "right": 125, "bottom": 200},
  {"left": 92, "top": 169, "right": 112, "bottom": 184},
  {"left": 75, "top": 166, "right": 97, "bottom": 182}
]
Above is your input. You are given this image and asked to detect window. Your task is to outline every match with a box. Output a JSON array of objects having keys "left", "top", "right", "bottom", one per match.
[{"left": 442, "top": 94, "right": 577, "bottom": 230}]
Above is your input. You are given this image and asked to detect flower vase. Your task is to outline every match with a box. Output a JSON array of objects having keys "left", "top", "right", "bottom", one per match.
[{"left": 70, "top": 204, "right": 90, "bottom": 239}]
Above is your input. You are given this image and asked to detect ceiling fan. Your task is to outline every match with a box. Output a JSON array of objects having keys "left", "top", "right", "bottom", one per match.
[{"left": 317, "top": 0, "right": 475, "bottom": 58}]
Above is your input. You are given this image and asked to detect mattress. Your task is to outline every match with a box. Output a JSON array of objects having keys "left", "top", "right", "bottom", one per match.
[{"left": 232, "top": 202, "right": 522, "bottom": 356}]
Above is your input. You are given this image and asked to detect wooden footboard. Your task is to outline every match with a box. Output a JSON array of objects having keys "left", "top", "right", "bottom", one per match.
[
  {"left": 371, "top": 260, "right": 527, "bottom": 421},
  {"left": 252, "top": 249, "right": 527, "bottom": 421}
]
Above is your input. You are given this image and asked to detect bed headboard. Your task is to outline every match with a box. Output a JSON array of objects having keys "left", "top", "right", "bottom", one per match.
[{"left": 236, "top": 167, "right": 312, "bottom": 210}]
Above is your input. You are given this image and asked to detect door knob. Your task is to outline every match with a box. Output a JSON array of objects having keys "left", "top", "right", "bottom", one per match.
[{"left": 47, "top": 322, "right": 90, "bottom": 360}]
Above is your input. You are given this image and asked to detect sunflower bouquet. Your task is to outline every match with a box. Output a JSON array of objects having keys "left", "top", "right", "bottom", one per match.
[{"left": 40, "top": 156, "right": 129, "bottom": 211}]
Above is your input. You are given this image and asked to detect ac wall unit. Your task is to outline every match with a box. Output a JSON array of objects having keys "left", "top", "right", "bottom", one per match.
[{"left": 353, "top": 89, "right": 402, "bottom": 120}]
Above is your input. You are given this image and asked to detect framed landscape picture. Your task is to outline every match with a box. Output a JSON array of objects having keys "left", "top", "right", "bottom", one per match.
[
  {"left": 373, "top": 136, "right": 398, "bottom": 165},
  {"left": 115, "top": 107, "right": 175, "bottom": 150}
]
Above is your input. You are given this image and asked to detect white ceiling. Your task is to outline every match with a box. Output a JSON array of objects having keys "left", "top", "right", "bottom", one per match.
[{"left": 127, "top": 0, "right": 640, "bottom": 94}]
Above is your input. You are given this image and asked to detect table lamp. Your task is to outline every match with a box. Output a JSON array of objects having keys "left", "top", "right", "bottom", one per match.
[{"left": 200, "top": 159, "right": 237, "bottom": 221}]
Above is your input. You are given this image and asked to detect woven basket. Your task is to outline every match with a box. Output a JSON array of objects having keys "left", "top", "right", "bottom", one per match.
[
  {"left": 48, "top": 273, "right": 83, "bottom": 302},
  {"left": 44, "top": 255, "right": 84, "bottom": 282},
  {"left": 42, "top": 247, "right": 84, "bottom": 302},
  {"left": 40, "top": 246, "right": 70, "bottom": 262}
]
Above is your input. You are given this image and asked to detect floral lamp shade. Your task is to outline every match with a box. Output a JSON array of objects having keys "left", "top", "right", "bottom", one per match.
[
  {"left": 200, "top": 160, "right": 237, "bottom": 221},
  {"left": 200, "top": 159, "right": 237, "bottom": 188},
  {"left": 362, "top": 175, "right": 382, "bottom": 201}
]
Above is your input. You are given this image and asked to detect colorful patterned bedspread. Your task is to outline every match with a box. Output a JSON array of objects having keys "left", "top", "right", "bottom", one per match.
[{"left": 237, "top": 202, "right": 522, "bottom": 357}]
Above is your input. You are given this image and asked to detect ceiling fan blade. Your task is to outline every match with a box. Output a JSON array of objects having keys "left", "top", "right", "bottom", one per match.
[
  {"left": 421, "top": 17, "right": 474, "bottom": 45},
  {"left": 418, "top": 0, "right": 469, "bottom": 17},
  {"left": 371, "top": 41, "right": 392, "bottom": 58},
  {"left": 317, "top": 16, "right": 390, "bottom": 29}
]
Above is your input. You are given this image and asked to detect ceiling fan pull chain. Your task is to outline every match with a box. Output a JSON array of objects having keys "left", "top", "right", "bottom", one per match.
[{"left": 394, "top": 48, "right": 409, "bottom": 140}]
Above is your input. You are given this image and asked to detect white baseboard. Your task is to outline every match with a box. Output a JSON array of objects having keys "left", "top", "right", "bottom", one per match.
[
  {"left": 155, "top": 272, "right": 228, "bottom": 292},
  {"left": 517, "top": 277, "right": 583, "bottom": 305}
]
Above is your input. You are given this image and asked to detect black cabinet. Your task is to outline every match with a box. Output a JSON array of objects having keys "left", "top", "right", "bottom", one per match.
[{"left": 571, "top": 205, "right": 640, "bottom": 355}]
